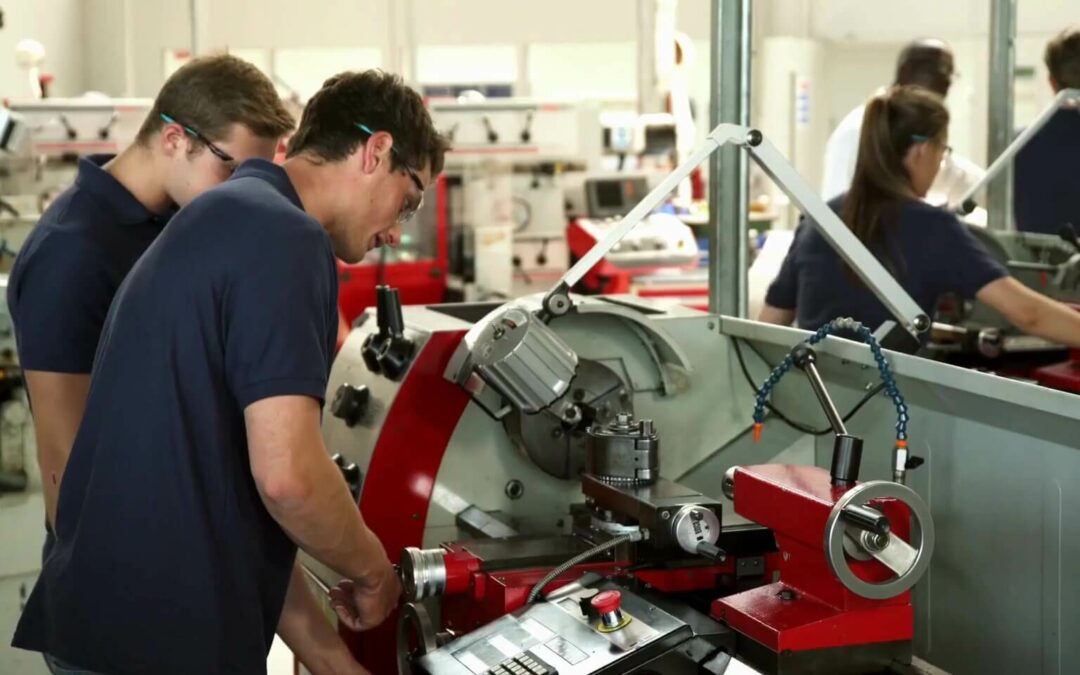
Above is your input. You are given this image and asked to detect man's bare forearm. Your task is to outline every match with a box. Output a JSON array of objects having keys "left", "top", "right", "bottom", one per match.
[
  {"left": 247, "top": 397, "right": 392, "bottom": 583},
  {"left": 278, "top": 562, "right": 367, "bottom": 675},
  {"left": 262, "top": 454, "right": 389, "bottom": 582}
]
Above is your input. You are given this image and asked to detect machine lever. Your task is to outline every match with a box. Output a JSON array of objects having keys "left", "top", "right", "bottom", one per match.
[
  {"left": 840, "top": 504, "right": 891, "bottom": 537},
  {"left": 696, "top": 541, "right": 727, "bottom": 563},
  {"left": 865, "top": 532, "right": 919, "bottom": 578}
]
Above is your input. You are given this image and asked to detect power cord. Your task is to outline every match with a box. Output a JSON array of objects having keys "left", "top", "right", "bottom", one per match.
[{"left": 730, "top": 336, "right": 885, "bottom": 437}]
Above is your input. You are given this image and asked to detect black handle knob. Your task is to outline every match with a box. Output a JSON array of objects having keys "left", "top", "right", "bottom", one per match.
[
  {"left": 330, "top": 383, "right": 370, "bottom": 427},
  {"left": 696, "top": 542, "right": 727, "bottom": 563},
  {"left": 342, "top": 463, "right": 362, "bottom": 503},
  {"left": 375, "top": 285, "right": 405, "bottom": 339}
]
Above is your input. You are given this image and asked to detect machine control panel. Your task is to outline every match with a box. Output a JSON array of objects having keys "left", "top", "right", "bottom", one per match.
[
  {"left": 482, "top": 651, "right": 557, "bottom": 675},
  {"left": 413, "top": 583, "right": 684, "bottom": 674}
]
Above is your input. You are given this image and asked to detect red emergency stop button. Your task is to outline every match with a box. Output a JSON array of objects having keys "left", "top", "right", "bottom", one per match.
[
  {"left": 591, "top": 590, "right": 630, "bottom": 631},
  {"left": 591, "top": 590, "right": 621, "bottom": 614}
]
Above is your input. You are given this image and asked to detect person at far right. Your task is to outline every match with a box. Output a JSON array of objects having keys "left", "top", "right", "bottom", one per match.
[
  {"left": 758, "top": 85, "right": 1080, "bottom": 350},
  {"left": 1014, "top": 27, "right": 1080, "bottom": 235}
]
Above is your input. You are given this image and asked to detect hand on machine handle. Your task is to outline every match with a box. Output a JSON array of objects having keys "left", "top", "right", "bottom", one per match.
[{"left": 330, "top": 558, "right": 403, "bottom": 632}]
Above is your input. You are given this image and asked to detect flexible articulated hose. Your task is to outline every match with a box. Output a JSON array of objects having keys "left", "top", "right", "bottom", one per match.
[
  {"left": 752, "top": 317, "right": 909, "bottom": 442},
  {"left": 526, "top": 532, "right": 641, "bottom": 604}
]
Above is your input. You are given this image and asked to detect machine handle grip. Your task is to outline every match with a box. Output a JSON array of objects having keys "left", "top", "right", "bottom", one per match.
[
  {"left": 840, "top": 504, "right": 891, "bottom": 537},
  {"left": 696, "top": 542, "right": 727, "bottom": 563}
]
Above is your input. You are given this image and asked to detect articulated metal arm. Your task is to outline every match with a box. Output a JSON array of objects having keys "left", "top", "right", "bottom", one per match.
[
  {"left": 542, "top": 123, "right": 929, "bottom": 338},
  {"left": 957, "top": 88, "right": 1080, "bottom": 216}
]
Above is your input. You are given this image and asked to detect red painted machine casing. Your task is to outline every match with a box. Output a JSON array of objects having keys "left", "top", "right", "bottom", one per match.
[
  {"left": 711, "top": 465, "right": 914, "bottom": 655},
  {"left": 339, "top": 329, "right": 472, "bottom": 674},
  {"left": 1031, "top": 348, "right": 1080, "bottom": 393}
]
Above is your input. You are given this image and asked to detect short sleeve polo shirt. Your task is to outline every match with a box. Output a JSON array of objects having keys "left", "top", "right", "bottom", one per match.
[{"left": 12, "top": 159, "right": 339, "bottom": 675}]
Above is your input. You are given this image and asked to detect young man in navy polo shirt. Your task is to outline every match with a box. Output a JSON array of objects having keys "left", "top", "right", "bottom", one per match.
[
  {"left": 10, "top": 54, "right": 293, "bottom": 536},
  {"left": 8, "top": 55, "right": 292, "bottom": 673},
  {"left": 1014, "top": 28, "right": 1080, "bottom": 234},
  {"left": 12, "top": 70, "right": 448, "bottom": 674}
]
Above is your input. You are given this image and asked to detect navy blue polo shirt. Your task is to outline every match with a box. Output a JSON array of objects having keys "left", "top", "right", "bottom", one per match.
[
  {"left": 1014, "top": 107, "right": 1080, "bottom": 235},
  {"left": 12, "top": 160, "right": 338, "bottom": 675},
  {"left": 8, "top": 154, "right": 168, "bottom": 373},
  {"left": 765, "top": 196, "right": 1007, "bottom": 333}
]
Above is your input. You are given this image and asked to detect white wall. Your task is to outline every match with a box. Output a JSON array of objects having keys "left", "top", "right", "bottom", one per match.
[
  {"left": 1, "top": 0, "right": 83, "bottom": 97},
  {"left": 758, "top": 36, "right": 827, "bottom": 227},
  {"left": 11, "top": 0, "right": 1079, "bottom": 190}
]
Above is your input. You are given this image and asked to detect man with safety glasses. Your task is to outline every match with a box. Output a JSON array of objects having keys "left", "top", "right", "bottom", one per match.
[
  {"left": 13, "top": 69, "right": 448, "bottom": 674},
  {"left": 7, "top": 53, "right": 293, "bottom": 672},
  {"left": 9, "top": 53, "right": 292, "bottom": 536}
]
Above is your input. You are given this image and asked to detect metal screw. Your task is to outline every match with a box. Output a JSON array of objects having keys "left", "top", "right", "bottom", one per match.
[
  {"left": 492, "top": 326, "right": 506, "bottom": 340},
  {"left": 505, "top": 479, "right": 525, "bottom": 500},
  {"left": 660, "top": 510, "right": 671, "bottom": 520},
  {"left": 778, "top": 589, "right": 797, "bottom": 601},
  {"left": 552, "top": 428, "right": 563, "bottom": 438}
]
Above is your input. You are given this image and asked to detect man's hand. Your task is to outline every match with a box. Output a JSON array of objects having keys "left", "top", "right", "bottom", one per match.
[{"left": 330, "top": 564, "right": 403, "bottom": 631}]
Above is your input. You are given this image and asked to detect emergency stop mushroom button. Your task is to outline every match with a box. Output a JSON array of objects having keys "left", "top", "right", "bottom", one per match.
[{"left": 591, "top": 590, "right": 626, "bottom": 630}]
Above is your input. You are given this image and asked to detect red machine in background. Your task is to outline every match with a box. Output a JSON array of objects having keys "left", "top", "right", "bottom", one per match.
[
  {"left": 336, "top": 175, "right": 450, "bottom": 329},
  {"left": 569, "top": 175, "right": 706, "bottom": 309}
]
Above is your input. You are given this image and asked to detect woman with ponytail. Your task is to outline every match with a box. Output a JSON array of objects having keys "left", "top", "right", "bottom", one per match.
[{"left": 760, "top": 85, "right": 1080, "bottom": 350}]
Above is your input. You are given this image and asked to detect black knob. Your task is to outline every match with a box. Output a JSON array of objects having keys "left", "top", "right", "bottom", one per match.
[
  {"left": 696, "top": 542, "right": 727, "bottom": 562},
  {"left": 342, "top": 463, "right": 362, "bottom": 503},
  {"left": 330, "top": 383, "right": 370, "bottom": 427},
  {"left": 360, "top": 333, "right": 382, "bottom": 374},
  {"left": 377, "top": 337, "right": 415, "bottom": 381},
  {"left": 376, "top": 285, "right": 405, "bottom": 339},
  {"left": 905, "top": 455, "right": 926, "bottom": 470}
]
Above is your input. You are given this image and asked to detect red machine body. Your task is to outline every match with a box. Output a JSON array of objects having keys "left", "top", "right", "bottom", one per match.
[
  {"left": 1030, "top": 350, "right": 1080, "bottom": 393},
  {"left": 712, "top": 465, "right": 913, "bottom": 656},
  {"left": 340, "top": 329, "right": 471, "bottom": 674},
  {"left": 1030, "top": 306, "right": 1080, "bottom": 393},
  {"left": 425, "top": 542, "right": 778, "bottom": 638}
]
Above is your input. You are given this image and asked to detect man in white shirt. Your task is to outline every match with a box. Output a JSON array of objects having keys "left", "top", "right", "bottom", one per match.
[{"left": 822, "top": 39, "right": 984, "bottom": 208}]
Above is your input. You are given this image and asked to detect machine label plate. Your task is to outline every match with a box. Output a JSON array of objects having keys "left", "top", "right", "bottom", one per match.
[
  {"left": 453, "top": 618, "right": 543, "bottom": 673},
  {"left": 543, "top": 635, "right": 588, "bottom": 665}
]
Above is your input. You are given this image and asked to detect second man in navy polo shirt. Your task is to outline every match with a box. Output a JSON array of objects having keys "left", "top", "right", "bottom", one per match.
[
  {"left": 8, "top": 55, "right": 293, "bottom": 674},
  {"left": 1014, "top": 28, "right": 1080, "bottom": 235},
  {"left": 13, "top": 70, "right": 450, "bottom": 675}
]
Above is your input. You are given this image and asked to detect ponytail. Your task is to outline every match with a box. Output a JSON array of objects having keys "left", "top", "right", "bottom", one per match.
[{"left": 841, "top": 85, "right": 949, "bottom": 275}]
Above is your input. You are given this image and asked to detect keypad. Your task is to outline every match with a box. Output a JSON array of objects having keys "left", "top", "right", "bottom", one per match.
[{"left": 484, "top": 650, "right": 557, "bottom": 675}]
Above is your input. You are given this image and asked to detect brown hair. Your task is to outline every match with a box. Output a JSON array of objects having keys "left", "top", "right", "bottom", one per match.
[
  {"left": 136, "top": 54, "right": 294, "bottom": 146},
  {"left": 286, "top": 70, "right": 450, "bottom": 176},
  {"left": 1045, "top": 27, "right": 1080, "bottom": 89},
  {"left": 894, "top": 39, "right": 954, "bottom": 97},
  {"left": 841, "top": 85, "right": 949, "bottom": 275}
]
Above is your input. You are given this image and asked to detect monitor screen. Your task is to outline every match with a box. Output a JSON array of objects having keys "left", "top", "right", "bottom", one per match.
[{"left": 594, "top": 181, "right": 624, "bottom": 209}]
